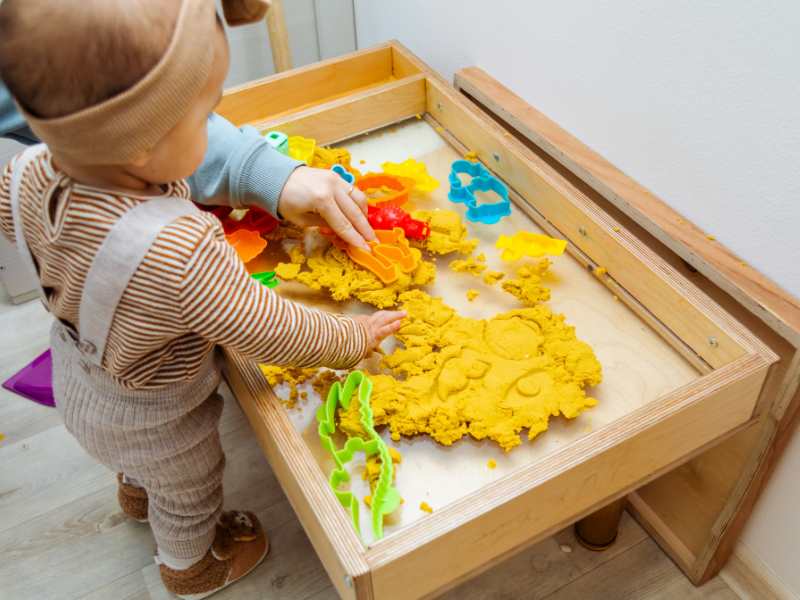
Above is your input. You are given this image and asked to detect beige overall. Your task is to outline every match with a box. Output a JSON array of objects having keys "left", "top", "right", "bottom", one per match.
[{"left": 10, "top": 146, "right": 226, "bottom": 560}]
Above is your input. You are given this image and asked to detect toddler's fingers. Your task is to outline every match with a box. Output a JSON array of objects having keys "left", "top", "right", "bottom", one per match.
[
  {"left": 372, "top": 310, "right": 407, "bottom": 322},
  {"left": 335, "top": 184, "right": 375, "bottom": 242},
  {"left": 374, "top": 323, "right": 402, "bottom": 342},
  {"left": 316, "top": 198, "right": 370, "bottom": 251},
  {"left": 372, "top": 310, "right": 407, "bottom": 333}
]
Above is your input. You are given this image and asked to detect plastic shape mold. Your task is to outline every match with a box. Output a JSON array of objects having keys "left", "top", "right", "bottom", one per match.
[
  {"left": 329, "top": 227, "right": 420, "bottom": 284},
  {"left": 225, "top": 229, "right": 267, "bottom": 264},
  {"left": 447, "top": 159, "right": 512, "bottom": 225},
  {"left": 264, "top": 131, "right": 289, "bottom": 155},
  {"left": 331, "top": 164, "right": 356, "bottom": 185},
  {"left": 367, "top": 204, "right": 430, "bottom": 240},
  {"left": 287, "top": 135, "right": 316, "bottom": 164},
  {"left": 251, "top": 271, "right": 280, "bottom": 288},
  {"left": 316, "top": 371, "right": 401, "bottom": 539},
  {"left": 381, "top": 158, "right": 439, "bottom": 192},
  {"left": 356, "top": 173, "right": 414, "bottom": 207},
  {"left": 496, "top": 231, "right": 567, "bottom": 261}
]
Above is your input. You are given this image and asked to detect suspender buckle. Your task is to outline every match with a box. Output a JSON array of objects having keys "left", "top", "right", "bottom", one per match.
[{"left": 78, "top": 340, "right": 97, "bottom": 356}]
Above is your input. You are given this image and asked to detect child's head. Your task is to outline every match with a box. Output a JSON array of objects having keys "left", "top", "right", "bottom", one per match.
[{"left": 0, "top": 0, "right": 230, "bottom": 183}]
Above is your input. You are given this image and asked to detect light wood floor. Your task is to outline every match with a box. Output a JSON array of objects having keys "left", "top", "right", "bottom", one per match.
[{"left": 0, "top": 289, "right": 741, "bottom": 600}]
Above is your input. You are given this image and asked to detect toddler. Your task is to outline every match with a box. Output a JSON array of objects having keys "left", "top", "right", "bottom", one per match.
[{"left": 0, "top": 0, "right": 404, "bottom": 597}]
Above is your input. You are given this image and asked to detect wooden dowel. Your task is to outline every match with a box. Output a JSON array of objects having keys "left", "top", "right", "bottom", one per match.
[
  {"left": 266, "top": 0, "right": 292, "bottom": 72},
  {"left": 574, "top": 498, "right": 627, "bottom": 551}
]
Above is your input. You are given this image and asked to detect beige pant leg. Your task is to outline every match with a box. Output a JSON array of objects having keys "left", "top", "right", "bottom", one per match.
[
  {"left": 52, "top": 328, "right": 226, "bottom": 560},
  {"left": 131, "top": 393, "right": 226, "bottom": 560}
]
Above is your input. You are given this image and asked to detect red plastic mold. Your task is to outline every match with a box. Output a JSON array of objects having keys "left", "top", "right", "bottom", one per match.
[
  {"left": 367, "top": 204, "right": 430, "bottom": 240},
  {"left": 196, "top": 204, "right": 280, "bottom": 235}
]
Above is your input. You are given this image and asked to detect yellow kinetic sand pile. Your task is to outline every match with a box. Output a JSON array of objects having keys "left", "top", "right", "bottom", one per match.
[
  {"left": 274, "top": 209, "right": 477, "bottom": 309},
  {"left": 341, "top": 290, "right": 601, "bottom": 452},
  {"left": 275, "top": 243, "right": 436, "bottom": 309}
]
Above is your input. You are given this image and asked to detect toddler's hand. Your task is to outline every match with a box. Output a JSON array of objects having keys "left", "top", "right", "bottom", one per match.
[
  {"left": 278, "top": 166, "right": 375, "bottom": 251},
  {"left": 356, "top": 310, "right": 406, "bottom": 354}
]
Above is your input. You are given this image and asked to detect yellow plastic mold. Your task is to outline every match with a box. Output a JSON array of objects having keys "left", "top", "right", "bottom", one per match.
[
  {"left": 287, "top": 135, "right": 317, "bottom": 164},
  {"left": 381, "top": 158, "right": 440, "bottom": 193},
  {"left": 496, "top": 231, "right": 567, "bottom": 261}
]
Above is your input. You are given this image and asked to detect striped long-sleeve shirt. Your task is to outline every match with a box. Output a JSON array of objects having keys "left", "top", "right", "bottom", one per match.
[{"left": 0, "top": 150, "right": 368, "bottom": 389}]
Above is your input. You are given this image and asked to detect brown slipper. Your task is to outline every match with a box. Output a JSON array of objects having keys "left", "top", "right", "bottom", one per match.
[
  {"left": 117, "top": 473, "right": 148, "bottom": 523},
  {"left": 158, "top": 510, "right": 269, "bottom": 600}
]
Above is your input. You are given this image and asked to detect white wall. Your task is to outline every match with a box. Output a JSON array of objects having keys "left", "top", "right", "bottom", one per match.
[
  {"left": 355, "top": 0, "right": 800, "bottom": 595},
  {"left": 220, "top": 0, "right": 356, "bottom": 87},
  {"left": 356, "top": 0, "right": 800, "bottom": 299}
]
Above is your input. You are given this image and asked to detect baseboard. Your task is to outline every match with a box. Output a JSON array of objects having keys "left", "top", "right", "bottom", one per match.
[{"left": 720, "top": 545, "right": 798, "bottom": 600}]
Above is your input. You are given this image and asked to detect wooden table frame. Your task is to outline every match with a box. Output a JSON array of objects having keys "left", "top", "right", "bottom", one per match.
[
  {"left": 452, "top": 66, "right": 800, "bottom": 586},
  {"left": 218, "top": 42, "right": 778, "bottom": 599}
]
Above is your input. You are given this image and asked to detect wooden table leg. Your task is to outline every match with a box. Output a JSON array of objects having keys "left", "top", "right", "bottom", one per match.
[{"left": 574, "top": 498, "right": 627, "bottom": 551}]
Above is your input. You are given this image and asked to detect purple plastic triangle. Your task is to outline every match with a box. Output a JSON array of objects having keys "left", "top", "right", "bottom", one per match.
[{"left": 2, "top": 349, "right": 55, "bottom": 407}]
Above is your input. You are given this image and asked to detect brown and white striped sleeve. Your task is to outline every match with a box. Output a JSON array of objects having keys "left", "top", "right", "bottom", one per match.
[
  {"left": 0, "top": 156, "right": 18, "bottom": 244},
  {"left": 178, "top": 219, "right": 369, "bottom": 369}
]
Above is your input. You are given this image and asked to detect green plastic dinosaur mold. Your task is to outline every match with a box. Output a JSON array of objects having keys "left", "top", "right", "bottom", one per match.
[{"left": 316, "top": 371, "right": 401, "bottom": 540}]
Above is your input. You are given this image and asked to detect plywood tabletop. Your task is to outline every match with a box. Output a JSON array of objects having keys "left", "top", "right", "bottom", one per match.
[{"left": 255, "top": 119, "right": 699, "bottom": 545}]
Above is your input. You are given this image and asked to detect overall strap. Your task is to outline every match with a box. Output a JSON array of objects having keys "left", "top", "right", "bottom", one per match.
[
  {"left": 78, "top": 196, "right": 200, "bottom": 366},
  {"left": 9, "top": 143, "right": 48, "bottom": 300}
]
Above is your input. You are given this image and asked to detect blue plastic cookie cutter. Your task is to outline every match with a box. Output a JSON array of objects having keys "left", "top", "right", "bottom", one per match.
[
  {"left": 447, "top": 159, "right": 511, "bottom": 225},
  {"left": 448, "top": 160, "right": 492, "bottom": 204},
  {"left": 265, "top": 131, "right": 289, "bottom": 155},
  {"left": 331, "top": 164, "right": 355, "bottom": 185}
]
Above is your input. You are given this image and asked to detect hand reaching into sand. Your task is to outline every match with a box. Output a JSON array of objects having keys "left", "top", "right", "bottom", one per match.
[
  {"left": 356, "top": 310, "right": 406, "bottom": 354},
  {"left": 279, "top": 166, "right": 375, "bottom": 251}
]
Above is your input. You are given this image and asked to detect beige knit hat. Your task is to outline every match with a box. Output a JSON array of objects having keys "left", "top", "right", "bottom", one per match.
[{"left": 19, "top": 0, "right": 269, "bottom": 166}]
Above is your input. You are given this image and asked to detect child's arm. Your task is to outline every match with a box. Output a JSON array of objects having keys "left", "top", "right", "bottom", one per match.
[
  {"left": 178, "top": 215, "right": 401, "bottom": 368},
  {"left": 189, "top": 113, "right": 303, "bottom": 217},
  {"left": 191, "top": 113, "right": 375, "bottom": 250}
]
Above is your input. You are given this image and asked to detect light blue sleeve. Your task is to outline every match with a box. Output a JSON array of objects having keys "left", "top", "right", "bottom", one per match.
[
  {"left": 190, "top": 113, "right": 304, "bottom": 217},
  {"left": 0, "top": 80, "right": 38, "bottom": 145}
]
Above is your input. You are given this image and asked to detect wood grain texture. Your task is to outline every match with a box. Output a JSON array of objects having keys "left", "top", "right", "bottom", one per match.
[
  {"left": 425, "top": 76, "right": 772, "bottom": 372},
  {"left": 545, "top": 536, "right": 738, "bottom": 600},
  {"left": 224, "top": 352, "right": 370, "bottom": 600},
  {"left": 720, "top": 544, "right": 796, "bottom": 600},
  {"left": 265, "top": 0, "right": 292, "bottom": 72},
  {"left": 450, "top": 64, "right": 800, "bottom": 587},
  {"left": 218, "top": 44, "right": 394, "bottom": 126},
  {"left": 439, "top": 512, "right": 649, "bottom": 600},
  {"left": 426, "top": 113, "right": 713, "bottom": 376},
  {"left": 365, "top": 357, "right": 768, "bottom": 599},
  {"left": 212, "top": 42, "right": 776, "bottom": 597},
  {"left": 454, "top": 66, "right": 800, "bottom": 347},
  {"left": 250, "top": 74, "right": 427, "bottom": 144},
  {"left": 0, "top": 254, "right": 749, "bottom": 600},
  {"left": 264, "top": 119, "right": 704, "bottom": 545}
]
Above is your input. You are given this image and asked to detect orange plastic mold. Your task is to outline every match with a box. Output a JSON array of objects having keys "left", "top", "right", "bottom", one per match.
[
  {"left": 330, "top": 227, "right": 420, "bottom": 284},
  {"left": 225, "top": 229, "right": 268, "bottom": 264},
  {"left": 356, "top": 173, "right": 415, "bottom": 207}
]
